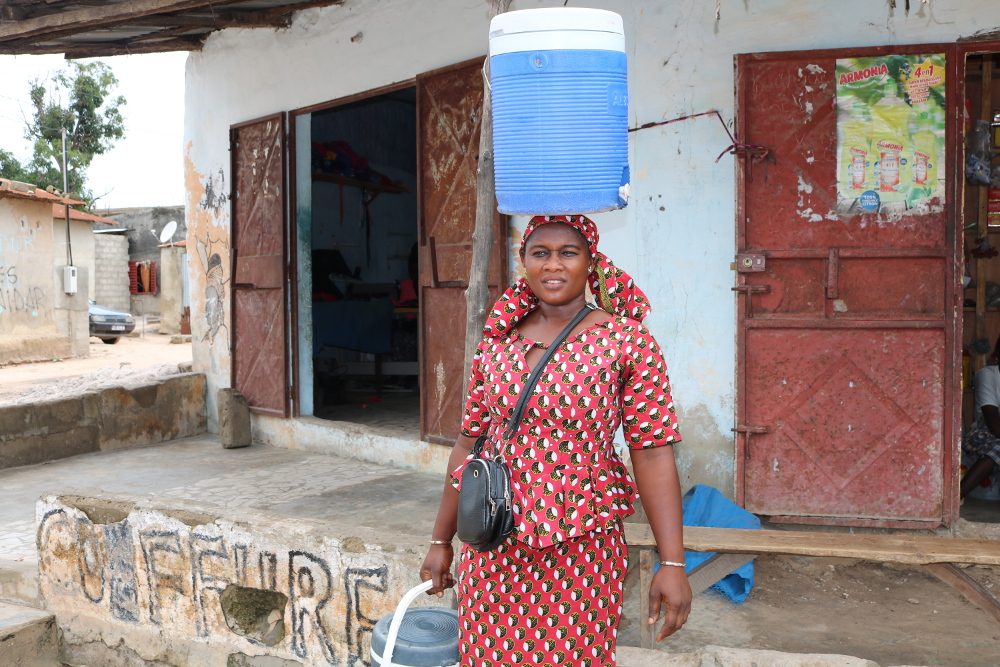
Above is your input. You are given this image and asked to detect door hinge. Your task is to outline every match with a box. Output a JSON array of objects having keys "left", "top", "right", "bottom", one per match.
[
  {"left": 731, "top": 284, "right": 770, "bottom": 294},
  {"left": 736, "top": 253, "right": 765, "bottom": 272}
]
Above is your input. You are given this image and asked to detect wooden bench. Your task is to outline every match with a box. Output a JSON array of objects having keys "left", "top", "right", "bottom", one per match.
[{"left": 624, "top": 523, "right": 1000, "bottom": 649}]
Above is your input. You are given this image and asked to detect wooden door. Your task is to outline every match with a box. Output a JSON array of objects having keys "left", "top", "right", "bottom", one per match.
[
  {"left": 230, "top": 113, "right": 290, "bottom": 417},
  {"left": 735, "top": 45, "right": 959, "bottom": 527},
  {"left": 417, "top": 58, "right": 508, "bottom": 445}
]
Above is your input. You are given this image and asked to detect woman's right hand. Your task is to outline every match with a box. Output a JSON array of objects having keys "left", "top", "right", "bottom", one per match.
[{"left": 420, "top": 544, "right": 455, "bottom": 597}]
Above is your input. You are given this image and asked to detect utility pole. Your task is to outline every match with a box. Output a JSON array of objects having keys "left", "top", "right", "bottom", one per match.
[
  {"left": 463, "top": 0, "right": 512, "bottom": 382},
  {"left": 62, "top": 127, "right": 73, "bottom": 266}
]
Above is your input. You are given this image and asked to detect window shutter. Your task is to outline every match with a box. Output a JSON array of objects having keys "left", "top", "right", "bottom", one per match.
[
  {"left": 149, "top": 261, "right": 157, "bottom": 295},
  {"left": 128, "top": 261, "right": 139, "bottom": 295}
]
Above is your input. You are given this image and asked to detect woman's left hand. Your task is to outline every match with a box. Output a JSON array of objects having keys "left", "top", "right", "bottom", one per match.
[{"left": 647, "top": 565, "right": 692, "bottom": 641}]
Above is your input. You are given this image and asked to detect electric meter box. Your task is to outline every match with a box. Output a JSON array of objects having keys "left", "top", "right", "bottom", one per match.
[{"left": 63, "top": 266, "right": 78, "bottom": 295}]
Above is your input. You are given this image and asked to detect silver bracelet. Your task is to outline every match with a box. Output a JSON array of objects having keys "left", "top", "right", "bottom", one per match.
[
  {"left": 429, "top": 539, "right": 452, "bottom": 545},
  {"left": 659, "top": 560, "right": 685, "bottom": 568}
]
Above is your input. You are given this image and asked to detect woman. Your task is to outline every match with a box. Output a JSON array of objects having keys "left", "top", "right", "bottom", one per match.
[{"left": 421, "top": 215, "right": 691, "bottom": 666}]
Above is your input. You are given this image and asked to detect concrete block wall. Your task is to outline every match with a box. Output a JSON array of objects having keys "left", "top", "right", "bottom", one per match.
[
  {"left": 0, "top": 373, "right": 207, "bottom": 470},
  {"left": 103, "top": 206, "right": 185, "bottom": 317},
  {"left": 93, "top": 234, "right": 130, "bottom": 312}
]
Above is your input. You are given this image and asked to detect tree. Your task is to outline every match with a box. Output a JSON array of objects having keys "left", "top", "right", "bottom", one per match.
[{"left": 0, "top": 61, "right": 126, "bottom": 204}]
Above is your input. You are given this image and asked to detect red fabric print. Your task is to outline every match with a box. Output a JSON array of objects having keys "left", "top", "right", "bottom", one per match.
[
  {"left": 452, "top": 214, "right": 682, "bottom": 667},
  {"left": 456, "top": 316, "right": 681, "bottom": 548}
]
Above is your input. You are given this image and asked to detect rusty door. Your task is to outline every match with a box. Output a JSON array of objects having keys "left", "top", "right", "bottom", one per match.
[
  {"left": 230, "top": 113, "right": 290, "bottom": 417},
  {"left": 417, "top": 59, "right": 508, "bottom": 445},
  {"left": 735, "top": 45, "right": 959, "bottom": 527}
]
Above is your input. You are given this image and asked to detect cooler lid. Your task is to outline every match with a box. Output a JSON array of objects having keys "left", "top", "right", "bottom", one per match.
[
  {"left": 489, "top": 8, "right": 624, "bottom": 39},
  {"left": 370, "top": 607, "right": 459, "bottom": 667}
]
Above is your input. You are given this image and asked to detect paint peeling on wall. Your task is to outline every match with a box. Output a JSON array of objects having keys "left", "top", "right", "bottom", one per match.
[{"left": 186, "top": 142, "right": 232, "bottom": 430}]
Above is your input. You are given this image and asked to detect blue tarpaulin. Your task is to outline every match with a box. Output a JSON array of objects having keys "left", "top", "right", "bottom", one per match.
[{"left": 665, "top": 484, "right": 760, "bottom": 603}]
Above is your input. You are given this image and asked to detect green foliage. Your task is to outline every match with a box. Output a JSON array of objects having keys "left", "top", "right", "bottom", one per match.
[
  {"left": 0, "top": 149, "right": 29, "bottom": 183},
  {"left": 0, "top": 61, "right": 126, "bottom": 204}
]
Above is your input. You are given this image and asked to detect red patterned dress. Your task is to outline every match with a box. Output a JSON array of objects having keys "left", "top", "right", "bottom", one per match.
[{"left": 452, "top": 315, "right": 681, "bottom": 666}]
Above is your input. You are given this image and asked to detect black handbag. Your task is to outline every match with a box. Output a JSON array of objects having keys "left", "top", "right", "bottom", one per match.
[{"left": 456, "top": 304, "right": 595, "bottom": 552}]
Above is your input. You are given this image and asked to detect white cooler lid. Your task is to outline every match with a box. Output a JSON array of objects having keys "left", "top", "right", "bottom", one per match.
[{"left": 489, "top": 8, "right": 625, "bottom": 56}]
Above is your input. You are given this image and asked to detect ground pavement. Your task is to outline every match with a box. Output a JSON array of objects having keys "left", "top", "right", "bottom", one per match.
[
  {"left": 0, "top": 435, "right": 997, "bottom": 666},
  {"left": 0, "top": 324, "right": 192, "bottom": 403}
]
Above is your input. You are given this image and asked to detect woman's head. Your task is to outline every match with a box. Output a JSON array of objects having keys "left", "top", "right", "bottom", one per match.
[
  {"left": 520, "top": 222, "right": 594, "bottom": 306},
  {"left": 484, "top": 215, "right": 650, "bottom": 337}
]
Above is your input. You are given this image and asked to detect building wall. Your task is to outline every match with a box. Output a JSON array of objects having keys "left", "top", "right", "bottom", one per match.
[
  {"left": 0, "top": 198, "right": 88, "bottom": 363},
  {"left": 185, "top": 0, "right": 998, "bottom": 487},
  {"left": 159, "top": 245, "right": 186, "bottom": 334},
  {"left": 104, "top": 206, "right": 185, "bottom": 316},
  {"left": 94, "top": 234, "right": 130, "bottom": 312},
  {"left": 0, "top": 198, "right": 56, "bottom": 335},
  {"left": 51, "top": 219, "right": 95, "bottom": 304}
]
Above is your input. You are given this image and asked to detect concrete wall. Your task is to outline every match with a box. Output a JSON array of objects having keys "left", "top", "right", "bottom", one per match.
[
  {"left": 253, "top": 415, "right": 453, "bottom": 475},
  {"left": 0, "top": 373, "right": 207, "bottom": 470},
  {"left": 160, "top": 245, "right": 186, "bottom": 334},
  {"left": 52, "top": 218, "right": 95, "bottom": 306},
  {"left": 185, "top": 0, "right": 1000, "bottom": 490},
  {"left": 53, "top": 262, "right": 90, "bottom": 359},
  {"left": 0, "top": 198, "right": 85, "bottom": 363},
  {"left": 94, "top": 233, "right": 130, "bottom": 312},
  {"left": 36, "top": 490, "right": 449, "bottom": 667},
  {"left": 104, "top": 206, "right": 186, "bottom": 316}
]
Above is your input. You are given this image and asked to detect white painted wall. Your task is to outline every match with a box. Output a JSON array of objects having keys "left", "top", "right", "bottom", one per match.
[{"left": 186, "top": 0, "right": 999, "bottom": 490}]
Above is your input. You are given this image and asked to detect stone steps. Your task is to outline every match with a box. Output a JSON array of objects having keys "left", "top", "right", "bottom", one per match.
[
  {"left": 0, "top": 559, "right": 42, "bottom": 608},
  {"left": 0, "top": 601, "right": 58, "bottom": 667},
  {"left": 617, "top": 645, "right": 927, "bottom": 667}
]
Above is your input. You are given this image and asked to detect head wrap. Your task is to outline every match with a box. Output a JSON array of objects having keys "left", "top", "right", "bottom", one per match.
[{"left": 484, "top": 215, "right": 650, "bottom": 337}]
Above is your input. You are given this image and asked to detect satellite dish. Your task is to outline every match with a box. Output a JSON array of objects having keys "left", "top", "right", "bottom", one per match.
[{"left": 159, "top": 220, "right": 178, "bottom": 244}]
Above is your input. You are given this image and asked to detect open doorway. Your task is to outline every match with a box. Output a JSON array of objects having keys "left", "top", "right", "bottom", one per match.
[
  {"left": 961, "top": 52, "right": 1000, "bottom": 523},
  {"left": 296, "top": 86, "right": 421, "bottom": 436}
]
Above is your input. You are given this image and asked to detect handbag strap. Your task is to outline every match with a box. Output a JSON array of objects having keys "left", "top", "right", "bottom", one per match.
[
  {"left": 471, "top": 304, "right": 594, "bottom": 458},
  {"left": 504, "top": 304, "right": 595, "bottom": 441}
]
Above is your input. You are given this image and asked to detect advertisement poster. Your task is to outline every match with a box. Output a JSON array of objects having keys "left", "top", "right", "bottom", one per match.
[{"left": 835, "top": 54, "right": 946, "bottom": 215}]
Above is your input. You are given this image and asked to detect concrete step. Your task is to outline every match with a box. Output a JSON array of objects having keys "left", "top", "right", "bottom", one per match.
[
  {"left": 617, "top": 645, "right": 926, "bottom": 667},
  {"left": 0, "top": 601, "right": 58, "bottom": 666},
  {"left": 0, "top": 559, "right": 42, "bottom": 608}
]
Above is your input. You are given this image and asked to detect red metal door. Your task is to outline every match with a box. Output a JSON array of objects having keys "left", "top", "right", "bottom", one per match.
[
  {"left": 230, "top": 113, "right": 290, "bottom": 417},
  {"left": 417, "top": 59, "right": 507, "bottom": 445},
  {"left": 735, "top": 45, "right": 959, "bottom": 527}
]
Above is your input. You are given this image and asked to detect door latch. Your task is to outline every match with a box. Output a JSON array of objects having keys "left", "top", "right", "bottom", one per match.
[
  {"left": 733, "top": 424, "right": 771, "bottom": 460},
  {"left": 736, "top": 253, "right": 765, "bottom": 272},
  {"left": 731, "top": 284, "right": 770, "bottom": 294}
]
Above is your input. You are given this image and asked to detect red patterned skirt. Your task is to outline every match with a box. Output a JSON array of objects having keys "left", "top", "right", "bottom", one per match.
[{"left": 457, "top": 523, "right": 627, "bottom": 666}]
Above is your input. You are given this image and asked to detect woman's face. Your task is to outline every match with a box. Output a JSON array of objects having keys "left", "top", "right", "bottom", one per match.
[{"left": 521, "top": 223, "right": 593, "bottom": 306}]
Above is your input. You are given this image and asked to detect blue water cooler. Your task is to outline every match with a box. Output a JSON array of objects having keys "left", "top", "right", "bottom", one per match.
[{"left": 489, "top": 8, "right": 629, "bottom": 215}]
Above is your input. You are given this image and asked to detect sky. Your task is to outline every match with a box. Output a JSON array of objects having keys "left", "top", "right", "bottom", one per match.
[{"left": 0, "top": 51, "right": 186, "bottom": 210}]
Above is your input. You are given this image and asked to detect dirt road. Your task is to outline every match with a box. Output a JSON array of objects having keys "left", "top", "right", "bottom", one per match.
[{"left": 0, "top": 329, "right": 192, "bottom": 402}]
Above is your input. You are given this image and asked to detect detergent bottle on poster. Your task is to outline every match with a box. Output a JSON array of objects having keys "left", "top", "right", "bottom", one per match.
[
  {"left": 841, "top": 101, "right": 871, "bottom": 192},
  {"left": 910, "top": 111, "right": 937, "bottom": 188},
  {"left": 870, "top": 82, "right": 911, "bottom": 201}
]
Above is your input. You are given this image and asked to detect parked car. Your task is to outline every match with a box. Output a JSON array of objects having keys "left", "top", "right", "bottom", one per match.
[{"left": 89, "top": 300, "right": 135, "bottom": 344}]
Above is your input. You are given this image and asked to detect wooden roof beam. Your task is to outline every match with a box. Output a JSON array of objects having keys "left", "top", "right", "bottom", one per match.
[
  {"left": 2, "top": 0, "right": 111, "bottom": 21},
  {"left": 0, "top": 0, "right": 246, "bottom": 43},
  {"left": 4, "top": 10, "right": 290, "bottom": 48},
  {"left": 265, "top": 0, "right": 345, "bottom": 14},
  {"left": 0, "top": 35, "right": 204, "bottom": 56},
  {"left": 131, "top": 12, "right": 292, "bottom": 28}
]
